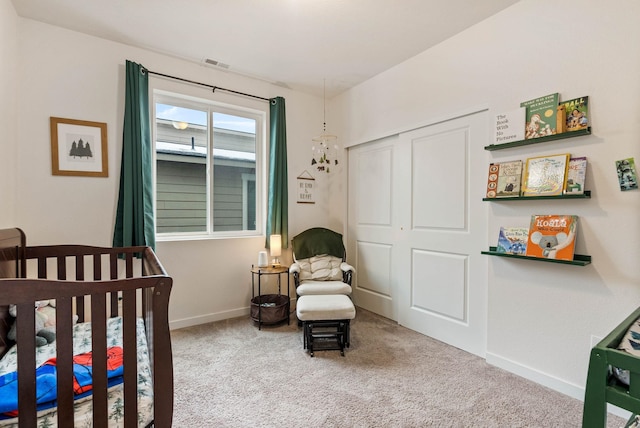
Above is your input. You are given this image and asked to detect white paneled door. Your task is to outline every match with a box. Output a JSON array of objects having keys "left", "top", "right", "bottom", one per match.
[{"left": 347, "top": 111, "right": 488, "bottom": 357}]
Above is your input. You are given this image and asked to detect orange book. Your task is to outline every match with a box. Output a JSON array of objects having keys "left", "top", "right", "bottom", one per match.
[{"left": 525, "top": 215, "right": 578, "bottom": 261}]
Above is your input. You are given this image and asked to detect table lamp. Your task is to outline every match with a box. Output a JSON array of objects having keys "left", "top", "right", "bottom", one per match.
[{"left": 270, "top": 234, "right": 281, "bottom": 266}]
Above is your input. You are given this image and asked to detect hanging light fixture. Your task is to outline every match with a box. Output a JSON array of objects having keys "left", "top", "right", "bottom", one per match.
[{"left": 311, "top": 80, "right": 338, "bottom": 173}]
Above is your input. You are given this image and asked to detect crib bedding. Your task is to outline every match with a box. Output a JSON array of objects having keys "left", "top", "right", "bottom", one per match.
[{"left": 0, "top": 317, "right": 153, "bottom": 428}]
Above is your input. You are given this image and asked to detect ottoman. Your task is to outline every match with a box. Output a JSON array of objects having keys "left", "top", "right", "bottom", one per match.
[{"left": 296, "top": 294, "right": 356, "bottom": 357}]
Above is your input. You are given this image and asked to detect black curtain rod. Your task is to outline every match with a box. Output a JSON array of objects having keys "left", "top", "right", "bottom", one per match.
[{"left": 147, "top": 70, "right": 270, "bottom": 102}]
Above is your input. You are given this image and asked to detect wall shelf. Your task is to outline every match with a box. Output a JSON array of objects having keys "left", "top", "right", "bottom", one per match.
[
  {"left": 483, "top": 190, "right": 591, "bottom": 202},
  {"left": 481, "top": 247, "right": 591, "bottom": 266},
  {"left": 484, "top": 127, "right": 591, "bottom": 151}
]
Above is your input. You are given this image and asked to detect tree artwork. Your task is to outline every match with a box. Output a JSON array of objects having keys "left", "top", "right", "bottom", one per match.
[{"left": 69, "top": 138, "right": 93, "bottom": 158}]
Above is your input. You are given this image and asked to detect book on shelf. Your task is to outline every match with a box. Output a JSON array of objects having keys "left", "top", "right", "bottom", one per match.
[
  {"left": 525, "top": 215, "right": 578, "bottom": 261},
  {"left": 496, "top": 160, "right": 523, "bottom": 197},
  {"left": 522, "top": 153, "right": 570, "bottom": 197},
  {"left": 496, "top": 227, "right": 529, "bottom": 255},
  {"left": 561, "top": 96, "right": 589, "bottom": 132},
  {"left": 493, "top": 107, "right": 525, "bottom": 144},
  {"left": 485, "top": 163, "right": 500, "bottom": 198},
  {"left": 564, "top": 157, "right": 587, "bottom": 195},
  {"left": 520, "top": 93, "right": 561, "bottom": 139}
]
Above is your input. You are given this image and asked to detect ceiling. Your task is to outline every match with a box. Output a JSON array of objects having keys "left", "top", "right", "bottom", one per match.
[{"left": 11, "top": 0, "right": 519, "bottom": 98}]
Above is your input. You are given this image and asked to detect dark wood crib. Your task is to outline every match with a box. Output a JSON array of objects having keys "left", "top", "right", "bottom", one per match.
[{"left": 0, "top": 227, "right": 173, "bottom": 427}]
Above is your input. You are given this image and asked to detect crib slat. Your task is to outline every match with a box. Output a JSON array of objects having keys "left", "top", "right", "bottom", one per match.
[
  {"left": 75, "top": 255, "right": 86, "bottom": 322},
  {"left": 110, "top": 253, "right": 119, "bottom": 318},
  {"left": 57, "top": 255, "right": 66, "bottom": 280},
  {"left": 91, "top": 293, "right": 108, "bottom": 428},
  {"left": 123, "top": 288, "right": 138, "bottom": 427},
  {"left": 37, "top": 256, "right": 46, "bottom": 279},
  {"left": 16, "top": 303, "right": 36, "bottom": 428},
  {"left": 56, "top": 296, "right": 75, "bottom": 426}
]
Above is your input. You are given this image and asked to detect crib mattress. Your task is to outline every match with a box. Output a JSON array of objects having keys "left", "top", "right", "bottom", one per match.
[{"left": 0, "top": 317, "right": 153, "bottom": 428}]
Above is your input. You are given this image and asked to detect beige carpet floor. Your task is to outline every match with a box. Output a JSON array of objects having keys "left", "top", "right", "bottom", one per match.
[{"left": 170, "top": 308, "right": 625, "bottom": 427}]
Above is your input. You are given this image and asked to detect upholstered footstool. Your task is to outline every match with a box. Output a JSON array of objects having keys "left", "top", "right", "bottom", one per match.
[{"left": 296, "top": 294, "right": 356, "bottom": 357}]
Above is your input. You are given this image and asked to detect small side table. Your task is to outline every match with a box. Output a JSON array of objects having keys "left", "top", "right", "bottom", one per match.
[{"left": 250, "top": 265, "right": 290, "bottom": 329}]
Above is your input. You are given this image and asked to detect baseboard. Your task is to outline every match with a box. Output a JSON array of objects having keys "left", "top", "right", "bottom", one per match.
[
  {"left": 486, "top": 352, "right": 632, "bottom": 420},
  {"left": 169, "top": 307, "right": 250, "bottom": 330}
]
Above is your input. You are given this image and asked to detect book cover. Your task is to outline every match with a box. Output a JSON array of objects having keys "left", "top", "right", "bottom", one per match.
[
  {"left": 496, "top": 160, "right": 523, "bottom": 197},
  {"left": 564, "top": 157, "right": 587, "bottom": 195},
  {"left": 561, "top": 96, "right": 589, "bottom": 132},
  {"left": 486, "top": 163, "right": 499, "bottom": 198},
  {"left": 525, "top": 215, "right": 578, "bottom": 261},
  {"left": 616, "top": 157, "right": 639, "bottom": 191},
  {"left": 521, "top": 93, "right": 560, "bottom": 139},
  {"left": 496, "top": 227, "right": 529, "bottom": 255},
  {"left": 522, "top": 153, "right": 570, "bottom": 197},
  {"left": 493, "top": 107, "right": 526, "bottom": 144}
]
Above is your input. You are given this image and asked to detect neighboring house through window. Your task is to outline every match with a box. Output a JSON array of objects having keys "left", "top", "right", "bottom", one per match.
[{"left": 154, "top": 92, "right": 264, "bottom": 237}]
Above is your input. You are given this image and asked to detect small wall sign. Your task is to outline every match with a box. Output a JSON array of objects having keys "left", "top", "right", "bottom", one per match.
[{"left": 297, "top": 170, "right": 315, "bottom": 204}]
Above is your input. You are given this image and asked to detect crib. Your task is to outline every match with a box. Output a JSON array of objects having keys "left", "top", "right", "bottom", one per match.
[
  {"left": 0, "top": 227, "right": 173, "bottom": 427},
  {"left": 583, "top": 306, "right": 640, "bottom": 427}
]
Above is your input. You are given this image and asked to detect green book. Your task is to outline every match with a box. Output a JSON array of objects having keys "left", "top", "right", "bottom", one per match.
[{"left": 520, "top": 93, "right": 560, "bottom": 140}]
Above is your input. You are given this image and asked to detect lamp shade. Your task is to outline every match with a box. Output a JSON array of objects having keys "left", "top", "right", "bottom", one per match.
[{"left": 270, "top": 234, "right": 282, "bottom": 257}]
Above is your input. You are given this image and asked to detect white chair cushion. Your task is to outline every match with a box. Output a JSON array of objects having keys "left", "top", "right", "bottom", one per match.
[
  {"left": 296, "top": 295, "right": 356, "bottom": 321},
  {"left": 296, "top": 280, "right": 352, "bottom": 296},
  {"left": 297, "top": 255, "right": 343, "bottom": 281}
]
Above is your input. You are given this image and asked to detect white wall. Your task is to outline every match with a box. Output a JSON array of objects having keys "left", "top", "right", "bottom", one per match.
[
  {"left": 10, "top": 18, "right": 334, "bottom": 329},
  {"left": 0, "top": 0, "right": 18, "bottom": 227},
  {"left": 333, "top": 0, "right": 640, "bottom": 399}
]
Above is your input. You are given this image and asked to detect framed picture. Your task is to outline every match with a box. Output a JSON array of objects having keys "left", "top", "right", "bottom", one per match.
[
  {"left": 50, "top": 117, "right": 108, "bottom": 177},
  {"left": 296, "top": 171, "right": 315, "bottom": 204}
]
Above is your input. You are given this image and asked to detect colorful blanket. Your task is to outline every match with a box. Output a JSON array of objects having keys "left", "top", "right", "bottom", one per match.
[{"left": 0, "top": 346, "right": 124, "bottom": 418}]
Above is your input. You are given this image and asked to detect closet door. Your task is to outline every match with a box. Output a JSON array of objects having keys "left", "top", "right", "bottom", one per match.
[
  {"left": 395, "top": 112, "right": 488, "bottom": 357},
  {"left": 347, "top": 136, "right": 402, "bottom": 321},
  {"left": 347, "top": 111, "right": 488, "bottom": 357}
]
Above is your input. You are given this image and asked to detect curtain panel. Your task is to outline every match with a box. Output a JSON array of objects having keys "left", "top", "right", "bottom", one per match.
[
  {"left": 113, "top": 60, "right": 155, "bottom": 250},
  {"left": 266, "top": 97, "right": 288, "bottom": 249}
]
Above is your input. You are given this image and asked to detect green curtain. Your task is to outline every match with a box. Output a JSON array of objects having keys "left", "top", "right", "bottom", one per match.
[
  {"left": 265, "top": 97, "right": 288, "bottom": 249},
  {"left": 113, "top": 60, "right": 155, "bottom": 250}
]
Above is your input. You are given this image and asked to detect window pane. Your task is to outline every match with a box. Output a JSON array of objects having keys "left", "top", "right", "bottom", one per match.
[
  {"left": 212, "top": 112, "right": 257, "bottom": 232},
  {"left": 155, "top": 103, "right": 208, "bottom": 233}
]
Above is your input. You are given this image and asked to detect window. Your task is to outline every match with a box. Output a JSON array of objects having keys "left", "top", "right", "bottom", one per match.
[{"left": 154, "top": 93, "right": 264, "bottom": 237}]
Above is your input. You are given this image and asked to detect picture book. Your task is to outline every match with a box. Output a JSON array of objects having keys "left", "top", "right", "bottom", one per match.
[
  {"left": 520, "top": 93, "right": 560, "bottom": 139},
  {"left": 525, "top": 215, "right": 578, "bottom": 261},
  {"left": 561, "top": 96, "right": 589, "bottom": 132},
  {"left": 496, "top": 227, "right": 529, "bottom": 255},
  {"left": 493, "top": 107, "right": 525, "bottom": 144},
  {"left": 486, "top": 163, "right": 499, "bottom": 198},
  {"left": 522, "top": 153, "right": 570, "bottom": 197},
  {"left": 496, "top": 160, "right": 523, "bottom": 198},
  {"left": 564, "top": 157, "right": 587, "bottom": 195},
  {"left": 616, "top": 157, "right": 639, "bottom": 191}
]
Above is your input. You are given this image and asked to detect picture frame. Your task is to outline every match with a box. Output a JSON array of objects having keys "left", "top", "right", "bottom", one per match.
[
  {"left": 50, "top": 117, "right": 108, "bottom": 177},
  {"left": 296, "top": 170, "right": 315, "bottom": 204}
]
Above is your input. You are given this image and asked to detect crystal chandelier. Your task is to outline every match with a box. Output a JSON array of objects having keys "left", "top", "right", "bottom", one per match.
[{"left": 311, "top": 80, "right": 338, "bottom": 173}]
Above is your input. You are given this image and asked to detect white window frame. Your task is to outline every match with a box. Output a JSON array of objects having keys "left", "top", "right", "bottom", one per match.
[{"left": 153, "top": 90, "right": 266, "bottom": 241}]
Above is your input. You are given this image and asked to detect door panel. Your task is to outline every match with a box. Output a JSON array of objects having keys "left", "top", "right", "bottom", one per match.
[
  {"left": 411, "top": 249, "right": 466, "bottom": 321},
  {"left": 412, "top": 129, "right": 467, "bottom": 229},
  {"left": 356, "top": 241, "right": 393, "bottom": 296}
]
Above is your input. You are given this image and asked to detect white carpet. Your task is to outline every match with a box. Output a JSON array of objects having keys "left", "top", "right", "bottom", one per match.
[{"left": 171, "top": 308, "right": 625, "bottom": 427}]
